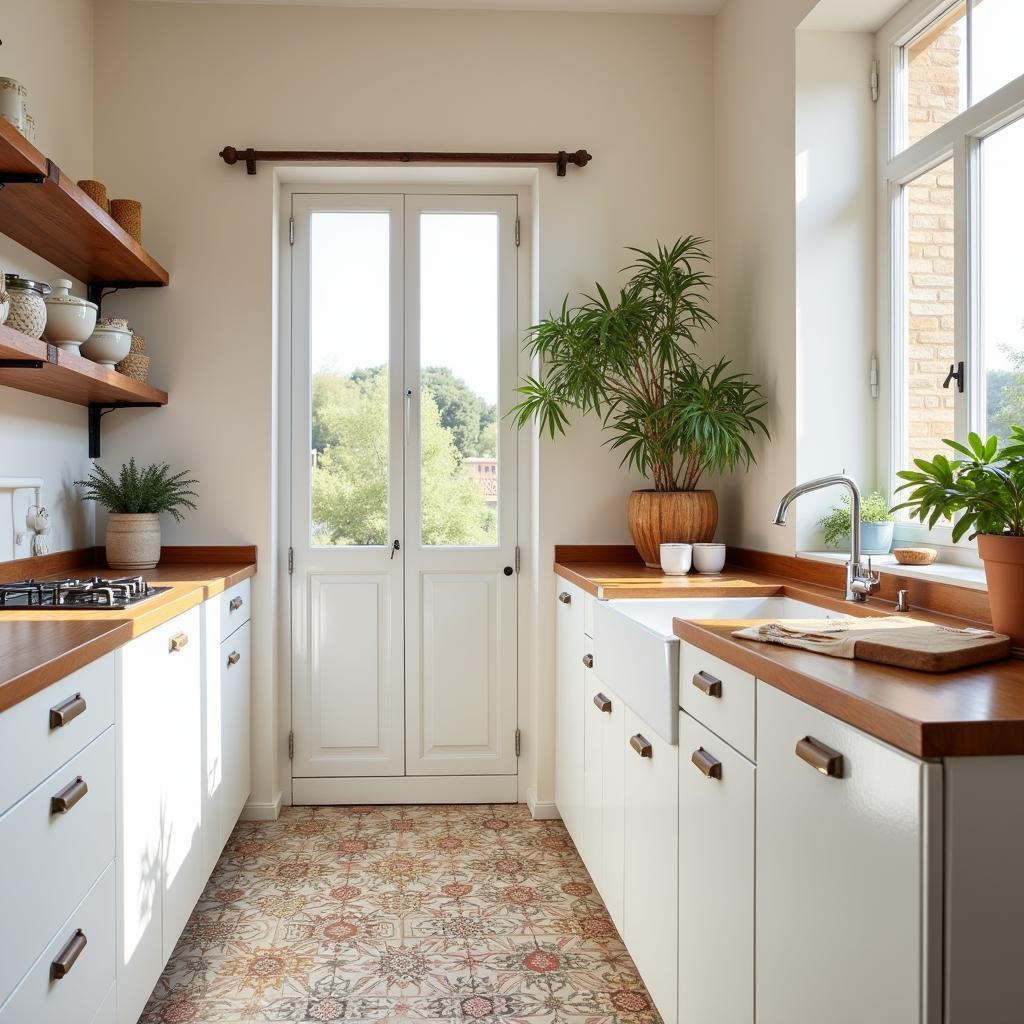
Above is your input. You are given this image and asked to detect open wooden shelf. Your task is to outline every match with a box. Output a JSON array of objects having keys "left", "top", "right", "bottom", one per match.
[
  {"left": 0, "top": 324, "right": 168, "bottom": 407},
  {"left": 0, "top": 118, "right": 169, "bottom": 289}
]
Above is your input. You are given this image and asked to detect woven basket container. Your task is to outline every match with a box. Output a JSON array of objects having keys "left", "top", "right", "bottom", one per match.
[
  {"left": 110, "top": 198, "right": 142, "bottom": 242},
  {"left": 893, "top": 547, "right": 938, "bottom": 566},
  {"left": 77, "top": 179, "right": 109, "bottom": 212},
  {"left": 115, "top": 352, "right": 150, "bottom": 383},
  {"left": 129, "top": 333, "right": 146, "bottom": 355}
]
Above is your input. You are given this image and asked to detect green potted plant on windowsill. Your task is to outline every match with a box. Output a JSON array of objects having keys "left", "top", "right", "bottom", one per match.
[
  {"left": 818, "top": 491, "right": 895, "bottom": 555},
  {"left": 510, "top": 238, "right": 769, "bottom": 567},
  {"left": 76, "top": 459, "right": 198, "bottom": 570},
  {"left": 893, "top": 429, "right": 1024, "bottom": 647}
]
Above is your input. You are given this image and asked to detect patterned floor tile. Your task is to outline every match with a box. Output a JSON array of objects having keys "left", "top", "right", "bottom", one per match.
[{"left": 140, "top": 804, "right": 661, "bottom": 1024}]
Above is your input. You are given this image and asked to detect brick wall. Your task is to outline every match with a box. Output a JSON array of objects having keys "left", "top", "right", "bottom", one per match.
[{"left": 904, "top": 13, "right": 962, "bottom": 464}]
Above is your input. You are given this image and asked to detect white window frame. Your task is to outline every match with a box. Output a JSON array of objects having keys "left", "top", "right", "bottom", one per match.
[{"left": 877, "top": 0, "right": 1024, "bottom": 550}]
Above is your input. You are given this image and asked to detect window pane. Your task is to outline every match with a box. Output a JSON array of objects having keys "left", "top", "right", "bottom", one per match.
[
  {"left": 419, "top": 213, "right": 499, "bottom": 547},
  {"left": 309, "top": 211, "right": 391, "bottom": 546},
  {"left": 903, "top": 157, "right": 957, "bottom": 474},
  {"left": 972, "top": 0, "right": 1024, "bottom": 103},
  {"left": 980, "top": 116, "right": 1024, "bottom": 444},
  {"left": 904, "top": 2, "right": 966, "bottom": 149}
]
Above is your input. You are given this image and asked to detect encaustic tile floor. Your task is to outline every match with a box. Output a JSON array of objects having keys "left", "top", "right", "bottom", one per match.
[{"left": 141, "top": 804, "right": 662, "bottom": 1024}]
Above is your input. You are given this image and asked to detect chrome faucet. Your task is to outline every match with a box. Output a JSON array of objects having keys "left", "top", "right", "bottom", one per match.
[{"left": 772, "top": 474, "right": 881, "bottom": 602}]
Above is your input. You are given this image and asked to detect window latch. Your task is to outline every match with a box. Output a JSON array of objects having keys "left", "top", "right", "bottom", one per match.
[{"left": 942, "top": 361, "right": 965, "bottom": 394}]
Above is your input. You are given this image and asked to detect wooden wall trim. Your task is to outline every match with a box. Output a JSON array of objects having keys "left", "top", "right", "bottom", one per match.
[
  {"left": 158, "top": 545, "right": 258, "bottom": 565},
  {"left": 553, "top": 544, "right": 641, "bottom": 564}
]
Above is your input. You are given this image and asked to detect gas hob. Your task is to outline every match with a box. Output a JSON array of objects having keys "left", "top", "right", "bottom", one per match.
[{"left": 0, "top": 576, "right": 170, "bottom": 610}]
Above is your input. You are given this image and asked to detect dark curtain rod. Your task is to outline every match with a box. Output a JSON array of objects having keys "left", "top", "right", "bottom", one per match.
[{"left": 219, "top": 146, "right": 592, "bottom": 177}]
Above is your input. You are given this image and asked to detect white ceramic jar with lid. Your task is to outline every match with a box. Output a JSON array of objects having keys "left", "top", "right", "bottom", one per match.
[
  {"left": 4, "top": 275, "right": 51, "bottom": 339},
  {"left": 82, "top": 317, "right": 132, "bottom": 368},
  {"left": 42, "top": 279, "right": 98, "bottom": 353},
  {"left": 0, "top": 78, "right": 27, "bottom": 133}
]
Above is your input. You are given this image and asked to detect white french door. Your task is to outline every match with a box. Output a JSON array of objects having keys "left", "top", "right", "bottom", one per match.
[{"left": 289, "top": 191, "right": 519, "bottom": 801}]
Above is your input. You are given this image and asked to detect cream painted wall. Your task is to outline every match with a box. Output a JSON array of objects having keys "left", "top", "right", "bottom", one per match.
[
  {"left": 711, "top": 0, "right": 820, "bottom": 554},
  {"left": 794, "top": 29, "right": 877, "bottom": 549},
  {"left": 0, "top": 0, "right": 96, "bottom": 555},
  {"left": 91, "top": 1, "right": 714, "bottom": 811}
]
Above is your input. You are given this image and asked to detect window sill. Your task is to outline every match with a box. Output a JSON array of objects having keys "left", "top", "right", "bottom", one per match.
[{"left": 796, "top": 551, "right": 988, "bottom": 592}]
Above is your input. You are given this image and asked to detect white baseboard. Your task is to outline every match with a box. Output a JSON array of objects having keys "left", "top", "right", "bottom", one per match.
[
  {"left": 292, "top": 775, "right": 518, "bottom": 805},
  {"left": 240, "top": 792, "right": 283, "bottom": 821},
  {"left": 526, "top": 788, "right": 561, "bottom": 820}
]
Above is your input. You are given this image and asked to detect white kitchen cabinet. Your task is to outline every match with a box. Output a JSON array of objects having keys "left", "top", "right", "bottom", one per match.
[
  {"left": 220, "top": 621, "right": 251, "bottom": 849},
  {"left": 623, "top": 706, "right": 678, "bottom": 1024},
  {"left": 555, "top": 580, "right": 586, "bottom": 844},
  {"left": 678, "top": 710, "right": 754, "bottom": 1024},
  {"left": 599, "top": 686, "right": 626, "bottom": 934},
  {"left": 756, "top": 681, "right": 941, "bottom": 1024},
  {"left": 580, "top": 676, "right": 605, "bottom": 883}
]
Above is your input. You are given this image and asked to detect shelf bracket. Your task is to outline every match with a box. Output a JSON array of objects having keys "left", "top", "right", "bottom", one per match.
[
  {"left": 0, "top": 160, "right": 58, "bottom": 190},
  {"left": 0, "top": 358, "right": 44, "bottom": 368},
  {"left": 85, "top": 280, "right": 164, "bottom": 315},
  {"left": 88, "top": 401, "right": 162, "bottom": 458}
]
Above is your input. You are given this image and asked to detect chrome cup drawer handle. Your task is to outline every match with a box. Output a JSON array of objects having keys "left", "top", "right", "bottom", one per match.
[
  {"left": 51, "top": 776, "right": 88, "bottom": 815},
  {"left": 795, "top": 736, "right": 844, "bottom": 778},
  {"left": 691, "top": 746, "right": 722, "bottom": 780},
  {"left": 557, "top": 591, "right": 572, "bottom": 605},
  {"left": 49, "top": 693, "right": 86, "bottom": 729}
]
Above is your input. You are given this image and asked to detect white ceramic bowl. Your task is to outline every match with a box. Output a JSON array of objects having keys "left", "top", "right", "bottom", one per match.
[
  {"left": 659, "top": 543, "right": 692, "bottom": 575},
  {"left": 81, "top": 326, "right": 132, "bottom": 368},
  {"left": 692, "top": 542, "right": 727, "bottom": 574},
  {"left": 43, "top": 279, "right": 98, "bottom": 352}
]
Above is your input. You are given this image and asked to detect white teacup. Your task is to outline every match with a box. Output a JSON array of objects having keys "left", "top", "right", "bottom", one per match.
[
  {"left": 659, "top": 543, "right": 693, "bottom": 576},
  {"left": 693, "top": 542, "right": 727, "bottom": 574}
]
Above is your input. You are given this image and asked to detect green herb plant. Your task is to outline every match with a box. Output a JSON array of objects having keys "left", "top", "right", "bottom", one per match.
[
  {"left": 76, "top": 459, "right": 198, "bottom": 521},
  {"left": 892, "top": 429, "right": 1024, "bottom": 540},
  {"left": 818, "top": 490, "right": 893, "bottom": 549},
  {"left": 510, "top": 238, "right": 769, "bottom": 492}
]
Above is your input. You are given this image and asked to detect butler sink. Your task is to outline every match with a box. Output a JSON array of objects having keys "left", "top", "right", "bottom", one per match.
[{"left": 591, "top": 596, "right": 847, "bottom": 744}]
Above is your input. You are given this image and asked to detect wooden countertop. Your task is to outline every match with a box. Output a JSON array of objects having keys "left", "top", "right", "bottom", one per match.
[
  {"left": 0, "top": 557, "right": 256, "bottom": 715},
  {"left": 555, "top": 552, "right": 1024, "bottom": 758}
]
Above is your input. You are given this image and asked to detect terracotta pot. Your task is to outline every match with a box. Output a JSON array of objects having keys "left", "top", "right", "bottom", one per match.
[
  {"left": 105, "top": 512, "right": 161, "bottom": 570},
  {"left": 977, "top": 533, "right": 1024, "bottom": 650},
  {"left": 627, "top": 489, "right": 719, "bottom": 568}
]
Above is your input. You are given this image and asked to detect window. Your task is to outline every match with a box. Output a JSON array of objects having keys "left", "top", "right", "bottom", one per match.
[{"left": 882, "top": 0, "right": 1024, "bottom": 541}]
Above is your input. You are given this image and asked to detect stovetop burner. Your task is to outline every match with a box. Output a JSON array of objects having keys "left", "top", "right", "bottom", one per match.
[{"left": 0, "top": 575, "right": 171, "bottom": 610}]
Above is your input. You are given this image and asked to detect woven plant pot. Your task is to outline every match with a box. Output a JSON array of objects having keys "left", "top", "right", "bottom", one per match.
[
  {"left": 114, "top": 352, "right": 150, "bottom": 382},
  {"left": 105, "top": 512, "right": 160, "bottom": 570},
  {"left": 77, "top": 179, "right": 109, "bottom": 212},
  {"left": 110, "top": 198, "right": 142, "bottom": 242},
  {"left": 627, "top": 489, "right": 719, "bottom": 568},
  {"left": 129, "top": 333, "right": 146, "bottom": 354}
]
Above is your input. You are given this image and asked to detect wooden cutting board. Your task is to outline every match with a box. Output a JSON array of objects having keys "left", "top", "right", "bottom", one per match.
[{"left": 733, "top": 617, "right": 1012, "bottom": 673}]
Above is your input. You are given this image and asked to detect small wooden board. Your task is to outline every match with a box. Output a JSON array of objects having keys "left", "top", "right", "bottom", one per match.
[{"left": 852, "top": 630, "right": 1011, "bottom": 673}]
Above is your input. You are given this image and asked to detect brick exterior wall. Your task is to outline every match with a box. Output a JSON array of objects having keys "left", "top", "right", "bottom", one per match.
[{"left": 904, "top": 13, "right": 962, "bottom": 464}]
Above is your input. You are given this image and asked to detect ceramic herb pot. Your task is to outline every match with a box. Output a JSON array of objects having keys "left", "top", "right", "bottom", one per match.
[
  {"left": 4, "top": 275, "right": 51, "bottom": 339},
  {"left": 105, "top": 512, "right": 161, "bottom": 570},
  {"left": 42, "top": 279, "right": 98, "bottom": 353}
]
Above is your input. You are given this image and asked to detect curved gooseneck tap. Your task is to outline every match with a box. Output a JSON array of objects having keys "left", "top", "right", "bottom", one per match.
[{"left": 772, "top": 474, "right": 880, "bottom": 602}]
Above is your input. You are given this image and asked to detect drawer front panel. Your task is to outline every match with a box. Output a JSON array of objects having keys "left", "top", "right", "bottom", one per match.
[
  {"left": 679, "top": 711, "right": 754, "bottom": 1024},
  {"left": 0, "top": 654, "right": 115, "bottom": 816},
  {"left": 220, "top": 620, "right": 252, "bottom": 845},
  {"left": 0, "top": 727, "right": 115, "bottom": 1005},
  {"left": 0, "top": 863, "right": 115, "bottom": 1024},
  {"left": 679, "top": 642, "right": 755, "bottom": 760},
  {"left": 219, "top": 578, "right": 252, "bottom": 642}
]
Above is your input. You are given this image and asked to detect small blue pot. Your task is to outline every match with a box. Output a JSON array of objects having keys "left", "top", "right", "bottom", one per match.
[{"left": 834, "top": 522, "right": 894, "bottom": 555}]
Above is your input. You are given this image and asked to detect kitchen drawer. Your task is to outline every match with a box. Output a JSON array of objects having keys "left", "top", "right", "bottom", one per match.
[
  {"left": 0, "top": 727, "right": 115, "bottom": 1005},
  {"left": 679, "top": 642, "right": 755, "bottom": 761},
  {"left": 219, "top": 578, "right": 251, "bottom": 641},
  {"left": 0, "top": 653, "right": 115, "bottom": 816},
  {"left": 220, "top": 621, "right": 252, "bottom": 847},
  {"left": 0, "top": 863, "right": 115, "bottom": 1024}
]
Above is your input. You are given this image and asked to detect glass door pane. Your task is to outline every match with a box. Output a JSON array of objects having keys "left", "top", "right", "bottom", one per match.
[
  {"left": 903, "top": 2, "right": 966, "bottom": 151},
  {"left": 418, "top": 212, "right": 500, "bottom": 547},
  {"left": 309, "top": 211, "right": 392, "bottom": 546},
  {"left": 980, "top": 115, "right": 1024, "bottom": 442}
]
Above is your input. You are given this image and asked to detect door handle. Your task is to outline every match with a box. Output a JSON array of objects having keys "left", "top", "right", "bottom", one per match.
[
  {"left": 795, "top": 736, "right": 844, "bottom": 778},
  {"left": 405, "top": 387, "right": 413, "bottom": 445},
  {"left": 691, "top": 747, "right": 722, "bottom": 779},
  {"left": 391, "top": 538, "right": 401, "bottom": 560},
  {"left": 51, "top": 776, "right": 88, "bottom": 814},
  {"left": 49, "top": 693, "right": 86, "bottom": 729},
  {"left": 692, "top": 670, "right": 722, "bottom": 698},
  {"left": 51, "top": 929, "right": 87, "bottom": 980}
]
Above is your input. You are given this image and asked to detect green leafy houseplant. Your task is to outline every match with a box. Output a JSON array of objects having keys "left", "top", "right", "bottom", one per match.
[
  {"left": 76, "top": 459, "right": 198, "bottom": 570},
  {"left": 818, "top": 491, "right": 894, "bottom": 550},
  {"left": 511, "top": 238, "right": 769, "bottom": 565},
  {"left": 893, "top": 428, "right": 1024, "bottom": 646}
]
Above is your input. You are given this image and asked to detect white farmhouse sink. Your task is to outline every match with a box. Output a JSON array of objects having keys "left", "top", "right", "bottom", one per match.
[{"left": 591, "top": 596, "right": 850, "bottom": 745}]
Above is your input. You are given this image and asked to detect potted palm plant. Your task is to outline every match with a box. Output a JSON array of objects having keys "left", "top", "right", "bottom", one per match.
[
  {"left": 76, "top": 459, "right": 198, "bottom": 570},
  {"left": 511, "top": 238, "right": 769, "bottom": 566},
  {"left": 893, "top": 429, "right": 1024, "bottom": 647}
]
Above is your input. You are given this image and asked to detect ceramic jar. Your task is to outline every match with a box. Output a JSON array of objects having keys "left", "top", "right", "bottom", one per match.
[
  {"left": 0, "top": 78, "right": 27, "bottom": 133},
  {"left": 4, "top": 275, "right": 51, "bottom": 339},
  {"left": 0, "top": 273, "right": 8, "bottom": 327},
  {"left": 105, "top": 513, "right": 161, "bottom": 570},
  {"left": 42, "top": 279, "right": 98, "bottom": 353},
  {"left": 82, "top": 319, "right": 132, "bottom": 367}
]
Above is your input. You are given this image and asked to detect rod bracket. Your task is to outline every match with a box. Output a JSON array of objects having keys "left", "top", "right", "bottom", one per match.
[{"left": 88, "top": 401, "right": 162, "bottom": 458}]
